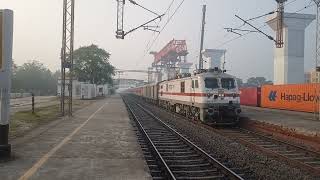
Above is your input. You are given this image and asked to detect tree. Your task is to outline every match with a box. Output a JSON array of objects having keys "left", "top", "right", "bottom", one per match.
[
  {"left": 73, "top": 44, "right": 115, "bottom": 85},
  {"left": 12, "top": 60, "right": 57, "bottom": 95},
  {"left": 245, "top": 77, "right": 273, "bottom": 87}
]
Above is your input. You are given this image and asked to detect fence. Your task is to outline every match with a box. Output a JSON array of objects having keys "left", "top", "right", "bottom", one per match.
[
  {"left": 10, "top": 93, "right": 32, "bottom": 99},
  {"left": 10, "top": 95, "right": 59, "bottom": 114}
]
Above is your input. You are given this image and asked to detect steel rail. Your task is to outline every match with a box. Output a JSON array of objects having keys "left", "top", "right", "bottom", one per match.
[
  {"left": 136, "top": 103, "right": 244, "bottom": 180},
  {"left": 130, "top": 94, "right": 320, "bottom": 177},
  {"left": 123, "top": 95, "right": 244, "bottom": 180},
  {"left": 238, "top": 128, "right": 320, "bottom": 157},
  {"left": 123, "top": 97, "right": 176, "bottom": 180},
  {"left": 218, "top": 128, "right": 320, "bottom": 176}
]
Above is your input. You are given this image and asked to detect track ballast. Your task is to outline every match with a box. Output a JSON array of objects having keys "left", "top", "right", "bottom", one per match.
[{"left": 123, "top": 95, "right": 244, "bottom": 180}]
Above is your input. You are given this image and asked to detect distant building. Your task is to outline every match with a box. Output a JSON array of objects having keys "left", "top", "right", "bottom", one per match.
[
  {"left": 304, "top": 71, "right": 320, "bottom": 83},
  {"left": 304, "top": 72, "right": 311, "bottom": 83},
  {"left": 310, "top": 71, "right": 320, "bottom": 83}
]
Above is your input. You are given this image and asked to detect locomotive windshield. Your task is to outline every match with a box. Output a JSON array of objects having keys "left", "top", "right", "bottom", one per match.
[
  {"left": 205, "top": 78, "right": 219, "bottom": 89},
  {"left": 221, "top": 78, "right": 236, "bottom": 89}
]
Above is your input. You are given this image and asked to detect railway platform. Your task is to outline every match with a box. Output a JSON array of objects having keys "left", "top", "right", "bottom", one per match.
[
  {"left": 241, "top": 106, "right": 320, "bottom": 136},
  {"left": 0, "top": 95, "right": 151, "bottom": 180}
]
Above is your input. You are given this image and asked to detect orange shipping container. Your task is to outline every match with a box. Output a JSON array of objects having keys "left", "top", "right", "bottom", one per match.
[{"left": 261, "top": 84, "right": 320, "bottom": 113}]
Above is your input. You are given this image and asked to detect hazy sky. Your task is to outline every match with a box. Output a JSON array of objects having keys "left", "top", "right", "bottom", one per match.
[{"left": 0, "top": 0, "right": 317, "bottom": 81}]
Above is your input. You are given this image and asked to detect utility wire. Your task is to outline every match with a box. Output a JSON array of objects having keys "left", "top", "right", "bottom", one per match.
[
  {"left": 220, "top": 0, "right": 303, "bottom": 42},
  {"left": 140, "top": 0, "right": 186, "bottom": 62},
  {"left": 128, "top": 0, "right": 160, "bottom": 16},
  {"left": 143, "top": 0, "right": 175, "bottom": 55},
  {"left": 214, "top": 1, "right": 315, "bottom": 49},
  {"left": 246, "top": 11, "right": 276, "bottom": 22},
  {"left": 190, "top": 0, "right": 302, "bottom": 63}
]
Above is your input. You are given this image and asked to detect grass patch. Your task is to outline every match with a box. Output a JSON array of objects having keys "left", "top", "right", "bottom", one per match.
[
  {"left": 10, "top": 104, "right": 60, "bottom": 137},
  {"left": 9, "top": 99, "right": 96, "bottom": 138}
]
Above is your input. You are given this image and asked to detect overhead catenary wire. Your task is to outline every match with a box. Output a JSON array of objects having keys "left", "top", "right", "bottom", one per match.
[
  {"left": 214, "top": 0, "right": 306, "bottom": 46},
  {"left": 128, "top": 0, "right": 161, "bottom": 16},
  {"left": 214, "top": 1, "right": 315, "bottom": 49},
  {"left": 143, "top": 0, "right": 176, "bottom": 55},
  {"left": 147, "top": 0, "right": 186, "bottom": 53},
  {"left": 190, "top": 0, "right": 304, "bottom": 70},
  {"left": 138, "top": 0, "right": 186, "bottom": 65}
]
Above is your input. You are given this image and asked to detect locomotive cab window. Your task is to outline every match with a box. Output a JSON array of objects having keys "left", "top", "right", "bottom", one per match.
[
  {"left": 195, "top": 80, "right": 199, "bottom": 88},
  {"left": 181, "top": 82, "right": 185, "bottom": 93},
  {"left": 192, "top": 80, "right": 195, "bottom": 88},
  {"left": 204, "top": 78, "right": 219, "bottom": 89},
  {"left": 221, "top": 78, "right": 235, "bottom": 89}
]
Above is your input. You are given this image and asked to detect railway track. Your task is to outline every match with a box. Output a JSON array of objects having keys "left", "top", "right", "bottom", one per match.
[
  {"left": 123, "top": 96, "right": 245, "bottom": 180},
  {"left": 213, "top": 128, "right": 320, "bottom": 176},
  {"left": 128, "top": 95, "right": 320, "bottom": 177}
]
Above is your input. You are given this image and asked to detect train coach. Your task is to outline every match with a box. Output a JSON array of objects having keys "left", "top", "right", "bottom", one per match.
[{"left": 127, "top": 68, "right": 242, "bottom": 125}]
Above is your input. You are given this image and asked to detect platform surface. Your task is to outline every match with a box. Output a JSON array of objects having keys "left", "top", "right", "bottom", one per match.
[
  {"left": 241, "top": 106, "right": 320, "bottom": 136},
  {"left": 0, "top": 95, "right": 151, "bottom": 180}
]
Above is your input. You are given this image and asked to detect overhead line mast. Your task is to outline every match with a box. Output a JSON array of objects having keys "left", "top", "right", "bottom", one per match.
[
  {"left": 199, "top": 5, "right": 206, "bottom": 70},
  {"left": 312, "top": 0, "right": 320, "bottom": 120},
  {"left": 60, "top": 0, "right": 75, "bottom": 116},
  {"left": 116, "top": 0, "right": 163, "bottom": 39},
  {"left": 314, "top": 0, "right": 320, "bottom": 72},
  {"left": 276, "top": 0, "right": 287, "bottom": 48}
]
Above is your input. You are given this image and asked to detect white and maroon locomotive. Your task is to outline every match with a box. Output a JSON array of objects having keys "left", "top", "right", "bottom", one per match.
[{"left": 127, "top": 68, "right": 241, "bottom": 125}]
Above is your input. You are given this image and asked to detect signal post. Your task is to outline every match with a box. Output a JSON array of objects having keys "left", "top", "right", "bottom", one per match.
[{"left": 0, "top": 9, "right": 13, "bottom": 158}]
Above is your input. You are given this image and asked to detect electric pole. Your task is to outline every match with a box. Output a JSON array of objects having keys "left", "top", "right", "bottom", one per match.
[
  {"left": 61, "top": 0, "right": 75, "bottom": 116},
  {"left": 313, "top": 0, "right": 320, "bottom": 120},
  {"left": 198, "top": 5, "right": 206, "bottom": 70},
  {"left": 116, "top": 0, "right": 125, "bottom": 39},
  {"left": 275, "top": 0, "right": 287, "bottom": 48},
  {"left": 0, "top": 9, "right": 14, "bottom": 158}
]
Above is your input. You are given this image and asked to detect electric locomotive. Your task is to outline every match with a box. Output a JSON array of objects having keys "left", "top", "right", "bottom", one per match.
[{"left": 127, "top": 68, "right": 241, "bottom": 125}]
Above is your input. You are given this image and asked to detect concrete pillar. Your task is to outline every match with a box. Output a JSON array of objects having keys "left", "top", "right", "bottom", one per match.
[
  {"left": 267, "top": 13, "right": 315, "bottom": 84},
  {"left": 0, "top": 9, "right": 13, "bottom": 158},
  {"left": 202, "top": 49, "right": 226, "bottom": 70}
]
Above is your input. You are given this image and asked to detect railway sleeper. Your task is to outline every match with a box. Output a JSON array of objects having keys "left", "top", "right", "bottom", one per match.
[
  {"left": 164, "top": 158, "right": 207, "bottom": 165},
  {"left": 175, "top": 175, "right": 225, "bottom": 180},
  {"left": 152, "top": 141, "right": 181, "bottom": 144},
  {"left": 154, "top": 144, "right": 189, "bottom": 149},
  {"left": 157, "top": 148, "right": 193, "bottom": 152},
  {"left": 162, "top": 154, "right": 201, "bottom": 160}
]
